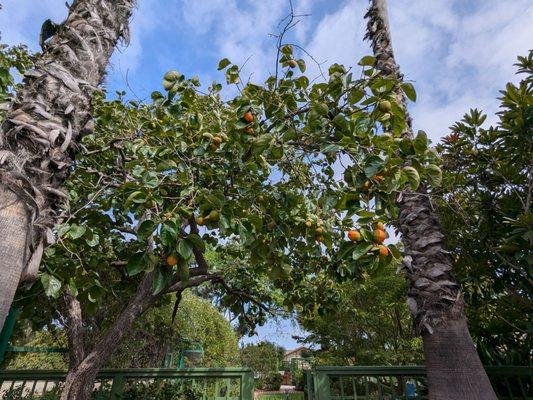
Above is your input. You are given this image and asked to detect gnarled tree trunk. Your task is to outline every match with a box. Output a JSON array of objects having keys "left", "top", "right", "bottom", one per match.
[
  {"left": 60, "top": 271, "right": 214, "bottom": 400},
  {"left": 61, "top": 272, "right": 159, "bottom": 400},
  {"left": 364, "top": 1, "right": 497, "bottom": 399},
  {"left": 0, "top": 0, "right": 136, "bottom": 332}
]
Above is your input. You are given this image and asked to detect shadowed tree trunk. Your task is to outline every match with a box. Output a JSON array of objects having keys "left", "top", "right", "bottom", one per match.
[
  {"left": 364, "top": 1, "right": 497, "bottom": 399},
  {"left": 0, "top": 0, "right": 136, "bottom": 332},
  {"left": 60, "top": 271, "right": 215, "bottom": 400},
  {"left": 60, "top": 272, "right": 159, "bottom": 400}
]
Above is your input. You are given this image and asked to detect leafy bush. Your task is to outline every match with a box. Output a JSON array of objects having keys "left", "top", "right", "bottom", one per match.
[
  {"left": 257, "top": 372, "right": 283, "bottom": 391},
  {"left": 292, "top": 370, "right": 305, "bottom": 390},
  {"left": 0, "top": 381, "right": 204, "bottom": 400},
  {"left": 120, "top": 380, "right": 204, "bottom": 399},
  {"left": 257, "top": 394, "right": 304, "bottom": 400}
]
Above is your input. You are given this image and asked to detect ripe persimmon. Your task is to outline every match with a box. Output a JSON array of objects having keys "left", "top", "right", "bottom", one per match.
[
  {"left": 315, "top": 227, "right": 324, "bottom": 235},
  {"left": 347, "top": 229, "right": 361, "bottom": 241},
  {"left": 378, "top": 245, "right": 389, "bottom": 257},
  {"left": 288, "top": 59, "right": 298, "bottom": 68},
  {"left": 373, "top": 229, "right": 387, "bottom": 244},
  {"left": 196, "top": 216, "right": 205, "bottom": 226},
  {"left": 374, "top": 175, "right": 383, "bottom": 182},
  {"left": 212, "top": 136, "right": 223, "bottom": 145},
  {"left": 244, "top": 112, "right": 254, "bottom": 123},
  {"left": 363, "top": 180, "right": 371, "bottom": 190},
  {"left": 166, "top": 255, "right": 178, "bottom": 266},
  {"left": 305, "top": 220, "right": 313, "bottom": 228}
]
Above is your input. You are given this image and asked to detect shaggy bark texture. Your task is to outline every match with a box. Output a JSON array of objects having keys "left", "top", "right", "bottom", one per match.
[
  {"left": 365, "top": 1, "right": 497, "bottom": 398},
  {"left": 0, "top": 0, "right": 135, "bottom": 332}
]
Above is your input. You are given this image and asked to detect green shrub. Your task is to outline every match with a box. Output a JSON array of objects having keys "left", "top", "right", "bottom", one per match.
[
  {"left": 0, "top": 380, "right": 204, "bottom": 400},
  {"left": 257, "top": 372, "right": 282, "bottom": 391},
  {"left": 292, "top": 370, "right": 305, "bottom": 390},
  {"left": 120, "top": 380, "right": 204, "bottom": 399},
  {"left": 257, "top": 394, "right": 304, "bottom": 400}
]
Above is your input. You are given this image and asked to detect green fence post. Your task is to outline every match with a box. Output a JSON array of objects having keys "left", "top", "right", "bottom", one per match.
[
  {"left": 314, "top": 370, "right": 330, "bottom": 400},
  {"left": 109, "top": 373, "right": 125, "bottom": 400},
  {"left": 305, "top": 370, "right": 314, "bottom": 400},
  {"left": 0, "top": 308, "right": 19, "bottom": 364},
  {"left": 241, "top": 370, "right": 254, "bottom": 400}
]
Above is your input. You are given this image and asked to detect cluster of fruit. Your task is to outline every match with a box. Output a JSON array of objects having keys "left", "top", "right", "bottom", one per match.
[{"left": 347, "top": 222, "right": 389, "bottom": 257}]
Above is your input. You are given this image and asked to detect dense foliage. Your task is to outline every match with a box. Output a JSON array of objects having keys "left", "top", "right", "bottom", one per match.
[
  {"left": 6, "top": 40, "right": 442, "bottom": 377},
  {"left": 436, "top": 52, "right": 533, "bottom": 365},
  {"left": 5, "top": 291, "right": 239, "bottom": 369},
  {"left": 296, "top": 265, "right": 423, "bottom": 365},
  {"left": 240, "top": 341, "right": 285, "bottom": 376}
]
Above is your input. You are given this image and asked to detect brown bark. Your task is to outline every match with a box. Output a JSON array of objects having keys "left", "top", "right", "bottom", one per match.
[
  {"left": 60, "top": 272, "right": 158, "bottom": 400},
  {"left": 364, "top": 1, "right": 497, "bottom": 399},
  {"left": 0, "top": 0, "right": 136, "bottom": 332},
  {"left": 63, "top": 290, "right": 85, "bottom": 369}
]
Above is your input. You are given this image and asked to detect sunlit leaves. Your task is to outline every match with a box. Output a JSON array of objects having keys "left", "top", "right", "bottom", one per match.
[
  {"left": 402, "top": 166, "right": 420, "bottom": 190},
  {"left": 400, "top": 82, "right": 417, "bottom": 102},
  {"left": 40, "top": 273, "right": 62, "bottom": 299}
]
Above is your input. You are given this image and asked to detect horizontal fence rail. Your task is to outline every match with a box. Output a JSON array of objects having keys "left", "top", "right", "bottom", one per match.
[
  {"left": 0, "top": 367, "right": 254, "bottom": 400},
  {"left": 304, "top": 366, "right": 533, "bottom": 400}
]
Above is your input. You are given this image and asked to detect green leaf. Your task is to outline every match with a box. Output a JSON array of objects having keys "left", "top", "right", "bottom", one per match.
[
  {"left": 68, "top": 278, "right": 78, "bottom": 297},
  {"left": 86, "top": 233, "right": 99, "bottom": 247},
  {"left": 160, "top": 222, "right": 177, "bottom": 247},
  {"left": 358, "top": 56, "right": 376, "bottom": 67},
  {"left": 41, "top": 273, "right": 62, "bottom": 298},
  {"left": 137, "top": 220, "right": 156, "bottom": 239},
  {"left": 127, "top": 252, "right": 149, "bottom": 276},
  {"left": 68, "top": 224, "right": 86, "bottom": 240},
  {"left": 56, "top": 224, "right": 70, "bottom": 238},
  {"left": 403, "top": 166, "right": 420, "bottom": 190},
  {"left": 363, "top": 155, "right": 385, "bottom": 177},
  {"left": 426, "top": 164, "right": 443, "bottom": 186},
  {"left": 401, "top": 82, "right": 417, "bottom": 102},
  {"left": 413, "top": 130, "right": 428, "bottom": 155},
  {"left": 124, "top": 191, "right": 143, "bottom": 209},
  {"left": 217, "top": 58, "right": 231, "bottom": 70},
  {"left": 352, "top": 244, "right": 373, "bottom": 261},
  {"left": 186, "top": 233, "right": 205, "bottom": 252},
  {"left": 177, "top": 239, "right": 193, "bottom": 260},
  {"left": 152, "top": 268, "right": 167, "bottom": 295},
  {"left": 281, "top": 45, "right": 293, "bottom": 56}
]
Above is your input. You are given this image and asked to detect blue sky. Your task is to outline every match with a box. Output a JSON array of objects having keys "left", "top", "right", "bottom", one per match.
[{"left": 1, "top": 0, "right": 532, "bottom": 349}]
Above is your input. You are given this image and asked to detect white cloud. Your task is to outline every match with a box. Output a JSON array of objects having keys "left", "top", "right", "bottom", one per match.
[
  {"left": 180, "top": 0, "right": 288, "bottom": 82},
  {"left": 303, "top": 1, "right": 368, "bottom": 80},
  {"left": 300, "top": 0, "right": 532, "bottom": 142}
]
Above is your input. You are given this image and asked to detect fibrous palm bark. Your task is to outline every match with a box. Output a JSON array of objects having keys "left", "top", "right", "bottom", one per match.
[
  {"left": 0, "top": 0, "right": 135, "bottom": 332},
  {"left": 364, "top": 1, "right": 497, "bottom": 398}
]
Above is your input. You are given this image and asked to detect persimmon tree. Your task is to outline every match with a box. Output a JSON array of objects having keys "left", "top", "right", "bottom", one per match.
[{"left": 8, "top": 35, "right": 442, "bottom": 398}]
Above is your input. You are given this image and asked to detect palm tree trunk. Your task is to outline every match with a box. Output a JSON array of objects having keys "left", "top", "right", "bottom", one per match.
[
  {"left": 364, "top": 1, "right": 497, "bottom": 399},
  {"left": 0, "top": 0, "right": 136, "bottom": 332}
]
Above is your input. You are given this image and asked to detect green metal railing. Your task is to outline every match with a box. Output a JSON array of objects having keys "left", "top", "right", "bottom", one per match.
[
  {"left": 0, "top": 367, "right": 255, "bottom": 399},
  {"left": 304, "top": 366, "right": 533, "bottom": 400}
]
